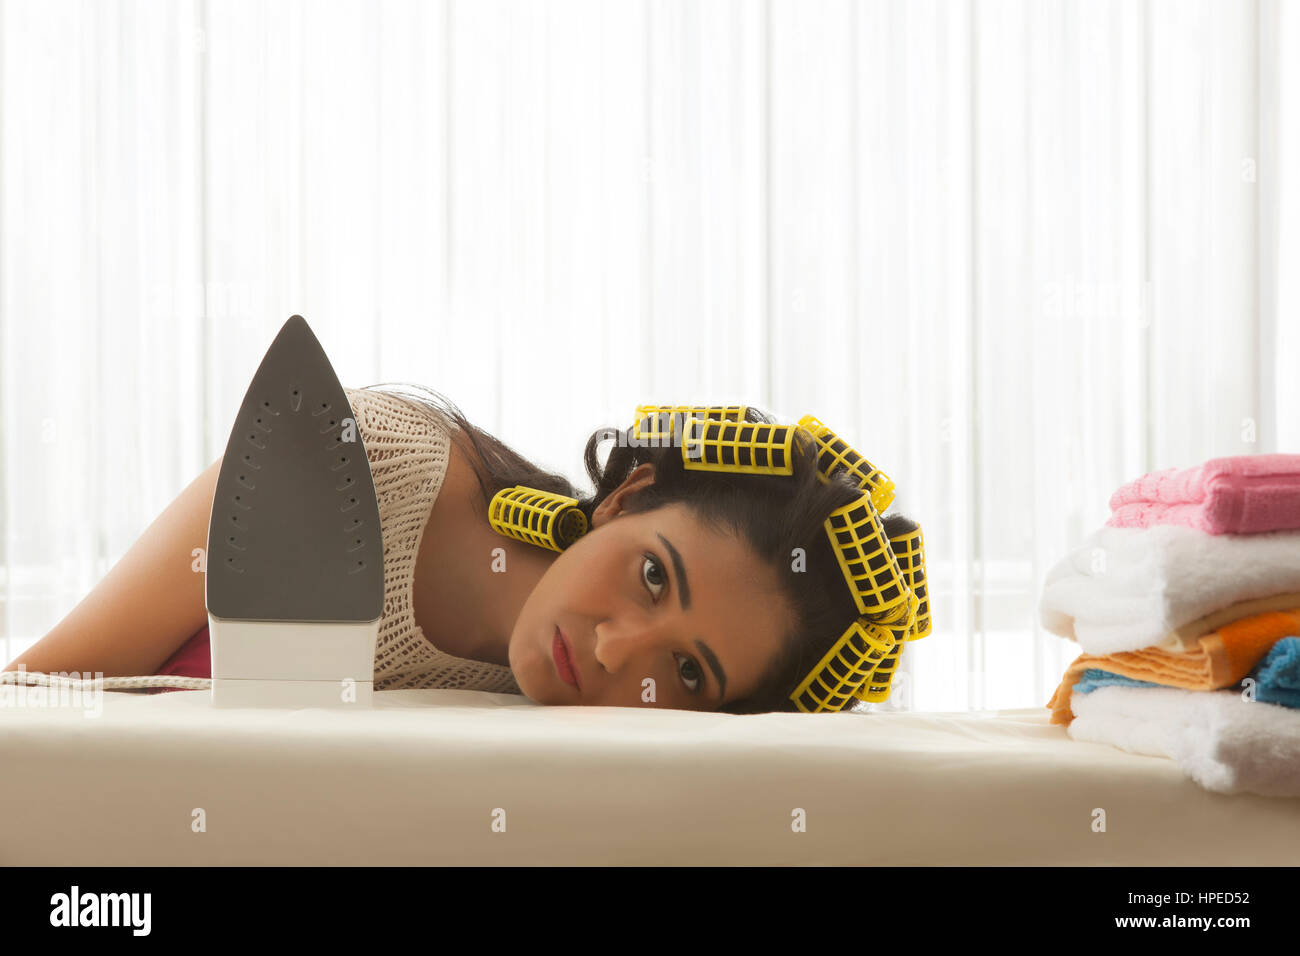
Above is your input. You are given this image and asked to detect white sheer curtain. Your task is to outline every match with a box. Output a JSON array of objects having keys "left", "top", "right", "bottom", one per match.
[{"left": 2, "top": 0, "right": 1294, "bottom": 711}]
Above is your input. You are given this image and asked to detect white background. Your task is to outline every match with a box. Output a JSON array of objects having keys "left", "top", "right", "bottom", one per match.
[{"left": 2, "top": 0, "right": 1296, "bottom": 711}]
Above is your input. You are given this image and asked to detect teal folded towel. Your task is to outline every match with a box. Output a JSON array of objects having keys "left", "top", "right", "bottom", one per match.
[
  {"left": 1250, "top": 636, "right": 1300, "bottom": 708},
  {"left": 1073, "top": 636, "right": 1300, "bottom": 710},
  {"left": 1073, "top": 669, "right": 1163, "bottom": 694}
]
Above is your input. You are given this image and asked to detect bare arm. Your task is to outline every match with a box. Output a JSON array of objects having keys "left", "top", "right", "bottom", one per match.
[{"left": 3, "top": 456, "right": 223, "bottom": 678}]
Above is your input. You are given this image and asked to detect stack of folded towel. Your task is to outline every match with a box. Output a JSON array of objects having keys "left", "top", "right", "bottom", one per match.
[{"left": 1038, "top": 454, "right": 1300, "bottom": 797}]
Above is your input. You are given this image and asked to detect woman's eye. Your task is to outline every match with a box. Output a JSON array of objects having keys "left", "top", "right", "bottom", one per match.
[
  {"left": 641, "top": 553, "right": 667, "bottom": 601},
  {"left": 642, "top": 555, "right": 701, "bottom": 694},
  {"left": 675, "top": 653, "right": 703, "bottom": 694}
]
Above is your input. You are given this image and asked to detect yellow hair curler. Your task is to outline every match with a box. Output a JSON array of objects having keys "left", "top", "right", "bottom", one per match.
[
  {"left": 852, "top": 591, "right": 919, "bottom": 702},
  {"left": 824, "top": 492, "right": 911, "bottom": 617},
  {"left": 487, "top": 486, "right": 589, "bottom": 553},
  {"left": 633, "top": 405, "right": 748, "bottom": 443},
  {"left": 887, "top": 523, "right": 931, "bottom": 642},
  {"left": 857, "top": 650, "right": 900, "bottom": 702},
  {"left": 797, "top": 414, "right": 895, "bottom": 513},
  {"left": 788, "top": 617, "right": 897, "bottom": 714},
  {"left": 680, "top": 417, "right": 799, "bottom": 476}
]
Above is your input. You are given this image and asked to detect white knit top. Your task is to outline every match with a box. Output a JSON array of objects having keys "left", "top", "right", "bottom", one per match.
[
  {"left": 2, "top": 386, "right": 523, "bottom": 696},
  {"left": 344, "top": 386, "right": 522, "bottom": 695}
]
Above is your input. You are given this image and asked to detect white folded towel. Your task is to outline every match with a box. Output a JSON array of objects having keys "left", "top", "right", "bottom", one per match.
[
  {"left": 1068, "top": 684, "right": 1300, "bottom": 798},
  {"left": 1038, "top": 524, "right": 1300, "bottom": 655}
]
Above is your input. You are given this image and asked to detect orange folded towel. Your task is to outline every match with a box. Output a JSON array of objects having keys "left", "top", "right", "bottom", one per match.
[{"left": 1047, "top": 607, "right": 1300, "bottom": 726}]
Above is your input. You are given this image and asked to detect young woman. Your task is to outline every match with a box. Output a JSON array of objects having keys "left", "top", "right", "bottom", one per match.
[{"left": 4, "top": 383, "right": 919, "bottom": 713}]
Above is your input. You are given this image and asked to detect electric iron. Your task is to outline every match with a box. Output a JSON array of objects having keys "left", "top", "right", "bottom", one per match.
[{"left": 205, "top": 315, "right": 385, "bottom": 708}]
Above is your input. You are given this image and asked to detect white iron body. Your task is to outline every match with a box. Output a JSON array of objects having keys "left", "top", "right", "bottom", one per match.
[{"left": 207, "top": 616, "right": 379, "bottom": 709}]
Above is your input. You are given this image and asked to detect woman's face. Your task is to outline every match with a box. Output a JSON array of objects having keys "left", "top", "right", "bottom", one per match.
[{"left": 508, "top": 463, "right": 794, "bottom": 709}]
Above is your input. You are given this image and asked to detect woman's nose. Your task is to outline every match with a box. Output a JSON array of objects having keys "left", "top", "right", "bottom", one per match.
[{"left": 593, "top": 615, "right": 664, "bottom": 675}]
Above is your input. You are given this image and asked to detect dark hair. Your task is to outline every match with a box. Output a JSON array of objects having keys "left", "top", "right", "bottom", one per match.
[{"left": 364, "top": 382, "right": 918, "bottom": 715}]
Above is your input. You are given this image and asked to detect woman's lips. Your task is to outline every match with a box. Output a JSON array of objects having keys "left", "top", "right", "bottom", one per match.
[{"left": 553, "top": 626, "right": 581, "bottom": 690}]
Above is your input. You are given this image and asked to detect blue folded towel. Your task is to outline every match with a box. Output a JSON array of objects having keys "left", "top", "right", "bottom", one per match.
[
  {"left": 1073, "top": 636, "right": 1300, "bottom": 709},
  {"left": 1073, "top": 669, "right": 1163, "bottom": 694},
  {"left": 1250, "top": 636, "right": 1300, "bottom": 708}
]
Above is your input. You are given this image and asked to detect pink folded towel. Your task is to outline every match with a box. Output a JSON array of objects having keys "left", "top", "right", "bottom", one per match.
[{"left": 1108, "top": 454, "right": 1300, "bottom": 534}]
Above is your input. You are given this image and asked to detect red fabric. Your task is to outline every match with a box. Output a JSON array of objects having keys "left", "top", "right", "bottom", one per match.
[{"left": 156, "top": 623, "right": 211, "bottom": 679}]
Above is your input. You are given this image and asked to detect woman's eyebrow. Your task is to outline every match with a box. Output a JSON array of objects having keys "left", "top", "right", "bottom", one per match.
[
  {"left": 656, "top": 531, "right": 728, "bottom": 702},
  {"left": 650, "top": 530, "right": 691, "bottom": 606},
  {"left": 655, "top": 532, "right": 691, "bottom": 610},
  {"left": 694, "top": 638, "right": 727, "bottom": 703}
]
